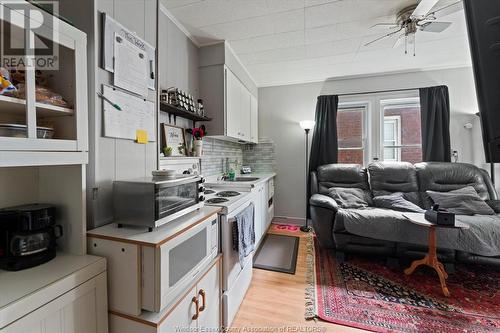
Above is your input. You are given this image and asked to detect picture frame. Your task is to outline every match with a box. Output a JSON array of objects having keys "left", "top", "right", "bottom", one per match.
[{"left": 161, "top": 123, "right": 187, "bottom": 157}]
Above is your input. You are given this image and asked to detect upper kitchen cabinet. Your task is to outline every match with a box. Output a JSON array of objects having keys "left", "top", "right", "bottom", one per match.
[
  {"left": 199, "top": 42, "right": 258, "bottom": 144},
  {"left": 0, "top": 2, "right": 88, "bottom": 167}
]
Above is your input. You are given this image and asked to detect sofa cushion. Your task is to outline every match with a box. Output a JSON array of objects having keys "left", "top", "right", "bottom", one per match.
[
  {"left": 328, "top": 187, "right": 372, "bottom": 209},
  {"left": 427, "top": 186, "right": 495, "bottom": 215},
  {"left": 368, "top": 162, "right": 421, "bottom": 206},
  {"left": 416, "top": 162, "right": 492, "bottom": 209},
  {"left": 372, "top": 192, "right": 425, "bottom": 213},
  {"left": 317, "top": 164, "right": 369, "bottom": 193}
]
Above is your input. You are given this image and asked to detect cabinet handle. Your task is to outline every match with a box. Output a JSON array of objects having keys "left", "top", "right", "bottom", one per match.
[
  {"left": 198, "top": 289, "right": 206, "bottom": 312},
  {"left": 191, "top": 297, "right": 200, "bottom": 320}
]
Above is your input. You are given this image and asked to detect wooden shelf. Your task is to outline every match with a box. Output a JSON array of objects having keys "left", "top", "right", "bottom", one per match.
[
  {"left": 0, "top": 95, "right": 74, "bottom": 117},
  {"left": 159, "top": 102, "right": 211, "bottom": 123}
]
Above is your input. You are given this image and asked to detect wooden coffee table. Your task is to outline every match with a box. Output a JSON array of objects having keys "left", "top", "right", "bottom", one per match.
[{"left": 402, "top": 213, "right": 469, "bottom": 297}]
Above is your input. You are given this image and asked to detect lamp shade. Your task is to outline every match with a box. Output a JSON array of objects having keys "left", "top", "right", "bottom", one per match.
[{"left": 299, "top": 120, "right": 315, "bottom": 131}]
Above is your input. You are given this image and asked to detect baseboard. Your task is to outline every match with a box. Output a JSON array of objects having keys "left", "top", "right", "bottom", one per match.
[{"left": 273, "top": 216, "right": 306, "bottom": 226}]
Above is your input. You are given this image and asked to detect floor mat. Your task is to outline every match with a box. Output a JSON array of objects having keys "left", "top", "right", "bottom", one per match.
[{"left": 253, "top": 234, "right": 299, "bottom": 274}]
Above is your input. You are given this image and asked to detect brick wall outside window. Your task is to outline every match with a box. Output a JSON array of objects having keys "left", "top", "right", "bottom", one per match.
[{"left": 336, "top": 106, "right": 422, "bottom": 165}]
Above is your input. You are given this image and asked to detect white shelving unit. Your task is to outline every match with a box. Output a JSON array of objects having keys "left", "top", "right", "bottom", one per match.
[
  {"left": 0, "top": 3, "right": 107, "bottom": 332},
  {"left": 0, "top": 2, "right": 88, "bottom": 166}
]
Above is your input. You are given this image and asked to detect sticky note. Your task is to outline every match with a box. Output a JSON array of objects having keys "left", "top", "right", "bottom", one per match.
[{"left": 136, "top": 130, "right": 148, "bottom": 144}]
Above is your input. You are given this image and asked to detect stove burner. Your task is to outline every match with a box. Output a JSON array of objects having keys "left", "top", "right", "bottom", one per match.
[
  {"left": 204, "top": 189, "right": 216, "bottom": 195},
  {"left": 206, "top": 198, "right": 229, "bottom": 204},
  {"left": 216, "top": 191, "right": 241, "bottom": 198}
]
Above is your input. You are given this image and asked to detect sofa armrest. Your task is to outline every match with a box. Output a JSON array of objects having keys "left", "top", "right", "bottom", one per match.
[
  {"left": 310, "top": 194, "right": 339, "bottom": 212},
  {"left": 486, "top": 200, "right": 500, "bottom": 213}
]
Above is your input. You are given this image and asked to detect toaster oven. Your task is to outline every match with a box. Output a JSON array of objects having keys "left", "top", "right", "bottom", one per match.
[{"left": 113, "top": 175, "right": 206, "bottom": 230}]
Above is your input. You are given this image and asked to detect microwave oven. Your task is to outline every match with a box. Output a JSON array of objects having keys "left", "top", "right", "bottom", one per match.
[{"left": 113, "top": 175, "right": 205, "bottom": 230}]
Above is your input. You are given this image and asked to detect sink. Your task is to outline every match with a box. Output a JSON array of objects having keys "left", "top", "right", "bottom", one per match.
[{"left": 225, "top": 177, "right": 260, "bottom": 182}]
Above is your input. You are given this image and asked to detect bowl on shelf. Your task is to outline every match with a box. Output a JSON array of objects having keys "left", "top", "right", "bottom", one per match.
[{"left": 0, "top": 124, "right": 54, "bottom": 139}]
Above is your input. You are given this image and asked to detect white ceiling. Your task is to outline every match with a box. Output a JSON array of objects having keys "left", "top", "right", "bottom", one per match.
[{"left": 161, "top": 0, "right": 471, "bottom": 87}]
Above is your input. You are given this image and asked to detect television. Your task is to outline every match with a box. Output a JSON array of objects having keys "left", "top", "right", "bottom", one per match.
[{"left": 463, "top": 0, "right": 500, "bottom": 162}]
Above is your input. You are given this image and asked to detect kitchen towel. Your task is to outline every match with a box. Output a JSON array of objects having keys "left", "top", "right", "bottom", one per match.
[{"left": 232, "top": 203, "right": 255, "bottom": 267}]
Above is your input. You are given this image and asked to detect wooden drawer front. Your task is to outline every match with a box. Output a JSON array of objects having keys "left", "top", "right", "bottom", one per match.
[{"left": 2, "top": 272, "right": 108, "bottom": 333}]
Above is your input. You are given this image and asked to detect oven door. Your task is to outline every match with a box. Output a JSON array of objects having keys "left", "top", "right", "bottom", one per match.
[
  {"left": 155, "top": 179, "right": 200, "bottom": 220},
  {"left": 158, "top": 215, "right": 218, "bottom": 311}
]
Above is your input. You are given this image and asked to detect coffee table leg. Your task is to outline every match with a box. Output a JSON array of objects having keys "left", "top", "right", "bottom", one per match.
[{"left": 404, "top": 226, "right": 450, "bottom": 296}]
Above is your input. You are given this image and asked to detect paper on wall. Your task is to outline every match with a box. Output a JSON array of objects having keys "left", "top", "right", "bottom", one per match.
[
  {"left": 113, "top": 33, "right": 149, "bottom": 97},
  {"left": 102, "top": 85, "right": 155, "bottom": 142}
]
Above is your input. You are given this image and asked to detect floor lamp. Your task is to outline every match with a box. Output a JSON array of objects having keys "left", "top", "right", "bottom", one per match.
[{"left": 299, "top": 120, "right": 315, "bottom": 233}]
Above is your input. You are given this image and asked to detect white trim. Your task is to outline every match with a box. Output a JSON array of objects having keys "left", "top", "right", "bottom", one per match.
[
  {"left": 158, "top": 5, "right": 258, "bottom": 89},
  {"left": 159, "top": 3, "right": 200, "bottom": 47}
]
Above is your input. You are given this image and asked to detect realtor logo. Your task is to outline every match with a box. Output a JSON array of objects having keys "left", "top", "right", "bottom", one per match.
[{"left": 0, "top": 1, "right": 59, "bottom": 70}]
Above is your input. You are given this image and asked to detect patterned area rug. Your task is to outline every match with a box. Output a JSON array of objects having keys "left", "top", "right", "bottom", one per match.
[{"left": 306, "top": 235, "right": 500, "bottom": 333}]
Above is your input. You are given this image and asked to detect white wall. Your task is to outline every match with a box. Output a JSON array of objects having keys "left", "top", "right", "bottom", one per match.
[{"left": 259, "top": 66, "right": 483, "bottom": 221}]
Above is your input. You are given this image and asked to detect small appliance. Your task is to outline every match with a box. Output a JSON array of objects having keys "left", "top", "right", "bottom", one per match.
[
  {"left": 0, "top": 204, "right": 62, "bottom": 271},
  {"left": 113, "top": 174, "right": 206, "bottom": 231}
]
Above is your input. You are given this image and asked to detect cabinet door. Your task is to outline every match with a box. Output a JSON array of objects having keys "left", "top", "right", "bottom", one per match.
[
  {"left": 160, "top": 286, "right": 198, "bottom": 333},
  {"left": 239, "top": 85, "right": 251, "bottom": 142},
  {"left": 196, "top": 262, "right": 221, "bottom": 331},
  {"left": 250, "top": 95, "right": 258, "bottom": 143},
  {"left": 262, "top": 182, "right": 270, "bottom": 231},
  {"left": 2, "top": 272, "right": 108, "bottom": 333},
  {"left": 225, "top": 69, "right": 241, "bottom": 139}
]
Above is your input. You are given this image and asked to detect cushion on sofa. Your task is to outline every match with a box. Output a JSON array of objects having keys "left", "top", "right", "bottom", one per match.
[
  {"left": 427, "top": 186, "right": 495, "bottom": 215},
  {"left": 368, "top": 162, "right": 422, "bottom": 206},
  {"left": 317, "top": 164, "right": 369, "bottom": 194},
  {"left": 373, "top": 192, "right": 425, "bottom": 212},
  {"left": 328, "top": 187, "right": 372, "bottom": 209},
  {"left": 416, "top": 162, "right": 492, "bottom": 209}
]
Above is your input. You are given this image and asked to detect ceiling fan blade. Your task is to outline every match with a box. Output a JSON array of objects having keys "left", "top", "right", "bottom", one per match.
[
  {"left": 370, "top": 23, "right": 400, "bottom": 30},
  {"left": 420, "top": 21, "right": 452, "bottom": 32},
  {"left": 364, "top": 28, "right": 403, "bottom": 47},
  {"left": 411, "top": 0, "right": 441, "bottom": 19},
  {"left": 432, "top": 1, "right": 463, "bottom": 18}
]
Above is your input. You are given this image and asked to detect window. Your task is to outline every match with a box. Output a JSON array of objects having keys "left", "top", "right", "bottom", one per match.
[
  {"left": 336, "top": 92, "right": 422, "bottom": 165},
  {"left": 381, "top": 99, "right": 422, "bottom": 164},
  {"left": 337, "top": 107, "right": 366, "bottom": 164},
  {"left": 383, "top": 116, "right": 401, "bottom": 161}
]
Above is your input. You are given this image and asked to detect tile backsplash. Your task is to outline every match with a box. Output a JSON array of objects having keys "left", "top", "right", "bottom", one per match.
[
  {"left": 243, "top": 137, "right": 276, "bottom": 173},
  {"left": 160, "top": 137, "right": 276, "bottom": 177},
  {"left": 201, "top": 138, "right": 243, "bottom": 177}
]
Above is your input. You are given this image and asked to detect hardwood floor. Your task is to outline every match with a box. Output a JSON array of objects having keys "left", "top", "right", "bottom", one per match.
[{"left": 230, "top": 226, "right": 366, "bottom": 333}]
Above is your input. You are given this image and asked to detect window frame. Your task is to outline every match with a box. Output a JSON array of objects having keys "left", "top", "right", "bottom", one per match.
[{"left": 383, "top": 115, "right": 401, "bottom": 161}]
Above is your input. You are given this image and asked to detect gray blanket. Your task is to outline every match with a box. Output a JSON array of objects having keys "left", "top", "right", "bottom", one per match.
[
  {"left": 233, "top": 203, "right": 255, "bottom": 267},
  {"left": 338, "top": 208, "right": 500, "bottom": 257}
]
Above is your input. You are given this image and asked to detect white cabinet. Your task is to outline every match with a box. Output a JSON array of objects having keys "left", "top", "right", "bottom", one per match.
[
  {"left": 250, "top": 95, "right": 258, "bottom": 144},
  {"left": 88, "top": 209, "right": 219, "bottom": 316},
  {"left": 0, "top": 2, "right": 88, "bottom": 167},
  {"left": 199, "top": 42, "right": 258, "bottom": 144},
  {"left": 253, "top": 179, "right": 272, "bottom": 247},
  {"left": 109, "top": 258, "right": 221, "bottom": 333},
  {"left": 2, "top": 272, "right": 107, "bottom": 333}
]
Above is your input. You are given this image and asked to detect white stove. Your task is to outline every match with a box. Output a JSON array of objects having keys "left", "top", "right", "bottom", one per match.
[
  {"left": 203, "top": 188, "right": 251, "bottom": 215},
  {"left": 203, "top": 186, "right": 255, "bottom": 327}
]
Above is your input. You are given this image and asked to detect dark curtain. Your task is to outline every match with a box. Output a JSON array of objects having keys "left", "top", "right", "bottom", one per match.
[
  {"left": 419, "top": 85, "right": 451, "bottom": 162},
  {"left": 307, "top": 95, "right": 339, "bottom": 218}
]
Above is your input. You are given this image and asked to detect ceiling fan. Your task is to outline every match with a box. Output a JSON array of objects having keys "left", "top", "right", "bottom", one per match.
[{"left": 364, "top": 0, "right": 464, "bottom": 56}]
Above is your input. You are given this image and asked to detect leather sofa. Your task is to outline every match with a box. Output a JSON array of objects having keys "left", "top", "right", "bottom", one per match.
[{"left": 309, "top": 162, "right": 500, "bottom": 267}]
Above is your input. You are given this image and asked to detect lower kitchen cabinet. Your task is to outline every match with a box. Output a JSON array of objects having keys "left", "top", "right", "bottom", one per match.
[
  {"left": 253, "top": 177, "right": 275, "bottom": 246},
  {"left": 0, "top": 256, "right": 108, "bottom": 333},
  {"left": 109, "top": 257, "right": 221, "bottom": 333}
]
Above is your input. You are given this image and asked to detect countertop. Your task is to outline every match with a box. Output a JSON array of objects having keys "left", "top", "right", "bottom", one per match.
[
  {"left": 87, "top": 206, "right": 221, "bottom": 247},
  {"left": 204, "top": 173, "right": 276, "bottom": 189}
]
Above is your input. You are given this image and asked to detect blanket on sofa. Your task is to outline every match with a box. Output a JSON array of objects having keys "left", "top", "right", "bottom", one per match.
[{"left": 337, "top": 208, "right": 500, "bottom": 257}]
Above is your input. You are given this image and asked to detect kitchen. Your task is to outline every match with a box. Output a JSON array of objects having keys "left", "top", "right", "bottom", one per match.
[{"left": 0, "top": 1, "right": 277, "bottom": 332}]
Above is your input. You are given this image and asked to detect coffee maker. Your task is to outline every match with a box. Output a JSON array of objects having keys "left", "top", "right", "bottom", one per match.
[{"left": 0, "top": 204, "right": 62, "bottom": 271}]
